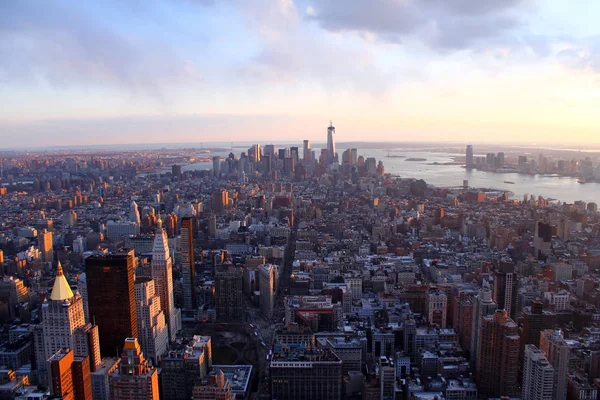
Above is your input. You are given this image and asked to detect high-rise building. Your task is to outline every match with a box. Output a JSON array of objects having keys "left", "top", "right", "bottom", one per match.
[
  {"left": 259, "top": 264, "right": 274, "bottom": 318},
  {"left": 161, "top": 335, "right": 212, "bottom": 400},
  {"left": 540, "top": 329, "right": 570, "bottom": 400},
  {"left": 425, "top": 288, "right": 447, "bottom": 327},
  {"left": 151, "top": 216, "right": 181, "bottom": 341},
  {"left": 134, "top": 277, "right": 168, "bottom": 365},
  {"left": 522, "top": 345, "right": 554, "bottom": 400},
  {"left": 48, "top": 348, "right": 92, "bottom": 400},
  {"left": 172, "top": 164, "right": 182, "bottom": 180},
  {"left": 270, "top": 346, "right": 343, "bottom": 400},
  {"left": 521, "top": 301, "right": 556, "bottom": 362},
  {"left": 0, "top": 276, "right": 29, "bottom": 320},
  {"left": 130, "top": 201, "right": 141, "bottom": 227},
  {"left": 493, "top": 258, "right": 517, "bottom": 317},
  {"left": 39, "top": 228, "right": 54, "bottom": 263},
  {"left": 108, "top": 338, "right": 159, "bottom": 400},
  {"left": 73, "top": 323, "right": 101, "bottom": 372},
  {"left": 85, "top": 250, "right": 138, "bottom": 357},
  {"left": 191, "top": 369, "right": 234, "bottom": 400},
  {"left": 303, "top": 140, "right": 311, "bottom": 162},
  {"left": 42, "top": 263, "right": 86, "bottom": 365},
  {"left": 212, "top": 190, "right": 228, "bottom": 213},
  {"left": 77, "top": 273, "right": 89, "bottom": 322},
  {"left": 214, "top": 264, "right": 243, "bottom": 321},
  {"left": 212, "top": 156, "right": 221, "bottom": 177},
  {"left": 90, "top": 357, "right": 120, "bottom": 400},
  {"left": 181, "top": 217, "right": 197, "bottom": 310},
  {"left": 326, "top": 122, "right": 336, "bottom": 165},
  {"left": 466, "top": 145, "right": 474, "bottom": 169},
  {"left": 477, "top": 309, "right": 520, "bottom": 399},
  {"left": 470, "top": 281, "right": 497, "bottom": 365}
]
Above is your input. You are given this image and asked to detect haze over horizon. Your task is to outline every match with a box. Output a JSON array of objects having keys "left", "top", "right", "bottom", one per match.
[{"left": 2, "top": 0, "right": 600, "bottom": 147}]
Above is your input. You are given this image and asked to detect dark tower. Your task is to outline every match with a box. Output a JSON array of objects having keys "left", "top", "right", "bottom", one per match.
[{"left": 85, "top": 249, "right": 138, "bottom": 357}]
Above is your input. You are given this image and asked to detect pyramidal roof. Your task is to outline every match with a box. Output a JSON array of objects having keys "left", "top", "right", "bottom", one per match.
[{"left": 50, "top": 262, "right": 74, "bottom": 301}]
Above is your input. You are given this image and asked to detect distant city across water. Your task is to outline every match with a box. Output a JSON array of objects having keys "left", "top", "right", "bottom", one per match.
[{"left": 176, "top": 145, "right": 598, "bottom": 205}]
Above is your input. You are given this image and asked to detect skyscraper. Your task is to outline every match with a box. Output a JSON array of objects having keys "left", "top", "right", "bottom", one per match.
[
  {"left": 522, "top": 345, "right": 554, "bottom": 400},
  {"left": 326, "top": 122, "right": 336, "bottom": 165},
  {"left": 303, "top": 140, "right": 311, "bottom": 162},
  {"left": 39, "top": 228, "right": 54, "bottom": 263},
  {"left": 540, "top": 329, "right": 570, "bottom": 400},
  {"left": 214, "top": 264, "right": 243, "bottom": 321},
  {"left": 470, "top": 280, "right": 497, "bottom": 365},
  {"left": 477, "top": 309, "right": 520, "bottom": 399},
  {"left": 521, "top": 300, "right": 556, "bottom": 363},
  {"left": 493, "top": 258, "right": 517, "bottom": 317},
  {"left": 108, "top": 338, "right": 159, "bottom": 400},
  {"left": 48, "top": 348, "right": 93, "bottom": 400},
  {"left": 151, "top": 216, "right": 181, "bottom": 341},
  {"left": 130, "top": 201, "right": 141, "bottom": 227},
  {"left": 73, "top": 323, "right": 101, "bottom": 372},
  {"left": 466, "top": 145, "right": 474, "bottom": 169},
  {"left": 161, "top": 335, "right": 212, "bottom": 400},
  {"left": 134, "top": 277, "right": 168, "bottom": 365},
  {"left": 259, "top": 264, "right": 274, "bottom": 318},
  {"left": 181, "top": 217, "right": 197, "bottom": 310},
  {"left": 42, "top": 262, "right": 86, "bottom": 364},
  {"left": 85, "top": 250, "right": 138, "bottom": 357}
]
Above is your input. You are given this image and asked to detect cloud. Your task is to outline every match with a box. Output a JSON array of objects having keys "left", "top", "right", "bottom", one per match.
[
  {"left": 557, "top": 42, "right": 600, "bottom": 73},
  {"left": 0, "top": 1, "right": 200, "bottom": 97},
  {"left": 304, "top": 0, "right": 537, "bottom": 52}
]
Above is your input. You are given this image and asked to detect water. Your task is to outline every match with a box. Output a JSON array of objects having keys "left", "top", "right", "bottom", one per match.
[
  {"left": 180, "top": 146, "right": 598, "bottom": 204},
  {"left": 360, "top": 149, "right": 598, "bottom": 204}
]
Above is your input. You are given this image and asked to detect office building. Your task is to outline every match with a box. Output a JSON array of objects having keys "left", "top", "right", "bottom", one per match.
[
  {"left": 522, "top": 345, "right": 554, "bottom": 400},
  {"left": 108, "top": 338, "right": 159, "bottom": 400},
  {"left": 426, "top": 288, "right": 447, "bottom": 327},
  {"left": 39, "top": 229, "right": 53, "bottom": 263},
  {"left": 303, "top": 140, "right": 311, "bottom": 162},
  {"left": 91, "top": 358, "right": 120, "bottom": 400},
  {"left": 259, "top": 264, "right": 274, "bottom": 318},
  {"left": 326, "top": 122, "right": 337, "bottom": 165},
  {"left": 540, "top": 329, "right": 570, "bottom": 400},
  {"left": 85, "top": 250, "right": 138, "bottom": 357},
  {"left": 521, "top": 301, "right": 556, "bottom": 361},
  {"left": 492, "top": 258, "right": 517, "bottom": 317},
  {"left": 42, "top": 262, "right": 86, "bottom": 365},
  {"left": 48, "top": 348, "right": 92, "bottom": 400},
  {"left": 77, "top": 273, "right": 89, "bottom": 323},
  {"left": 73, "top": 323, "right": 101, "bottom": 372},
  {"left": 151, "top": 216, "right": 181, "bottom": 341},
  {"left": 0, "top": 276, "right": 29, "bottom": 320},
  {"left": 270, "top": 346, "right": 343, "bottom": 400},
  {"left": 470, "top": 280, "right": 497, "bottom": 365},
  {"left": 466, "top": 145, "right": 474, "bottom": 169},
  {"left": 325, "top": 337, "right": 362, "bottom": 374},
  {"left": 130, "top": 201, "right": 141, "bottom": 226},
  {"left": 180, "top": 217, "right": 197, "bottom": 311},
  {"left": 191, "top": 369, "right": 234, "bottom": 400},
  {"left": 477, "top": 310, "right": 520, "bottom": 399},
  {"left": 134, "top": 277, "right": 168, "bottom": 365},
  {"left": 214, "top": 264, "right": 243, "bottom": 321},
  {"left": 172, "top": 164, "right": 182, "bottom": 180},
  {"left": 161, "top": 335, "right": 212, "bottom": 400}
]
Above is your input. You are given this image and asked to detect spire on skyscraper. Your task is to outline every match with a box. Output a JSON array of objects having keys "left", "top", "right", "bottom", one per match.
[{"left": 50, "top": 261, "right": 74, "bottom": 301}]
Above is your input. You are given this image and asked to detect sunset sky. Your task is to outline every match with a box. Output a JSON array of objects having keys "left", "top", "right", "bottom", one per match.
[{"left": 1, "top": 0, "right": 600, "bottom": 147}]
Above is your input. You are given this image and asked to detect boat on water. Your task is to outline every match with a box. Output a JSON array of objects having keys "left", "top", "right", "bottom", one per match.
[
  {"left": 578, "top": 178, "right": 586, "bottom": 184},
  {"left": 503, "top": 181, "right": 515, "bottom": 184}
]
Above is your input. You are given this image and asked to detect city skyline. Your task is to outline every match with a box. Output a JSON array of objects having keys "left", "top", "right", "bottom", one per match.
[{"left": 2, "top": 1, "right": 600, "bottom": 147}]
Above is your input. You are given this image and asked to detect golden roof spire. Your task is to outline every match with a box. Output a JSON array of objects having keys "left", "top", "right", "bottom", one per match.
[{"left": 50, "top": 261, "right": 74, "bottom": 301}]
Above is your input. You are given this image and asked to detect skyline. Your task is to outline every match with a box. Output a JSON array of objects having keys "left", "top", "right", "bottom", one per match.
[{"left": 3, "top": 1, "right": 600, "bottom": 147}]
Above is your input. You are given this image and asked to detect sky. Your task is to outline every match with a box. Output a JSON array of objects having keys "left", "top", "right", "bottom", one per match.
[{"left": 1, "top": 0, "right": 600, "bottom": 148}]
